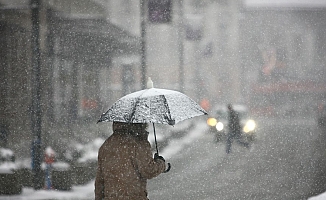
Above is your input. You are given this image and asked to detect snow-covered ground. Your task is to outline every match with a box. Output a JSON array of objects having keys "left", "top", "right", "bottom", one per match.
[
  {"left": 1, "top": 182, "right": 95, "bottom": 200},
  {"left": 0, "top": 121, "right": 325, "bottom": 200},
  {"left": 311, "top": 193, "right": 326, "bottom": 200}
]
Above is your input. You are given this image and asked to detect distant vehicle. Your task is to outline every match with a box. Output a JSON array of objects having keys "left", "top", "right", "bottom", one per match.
[
  {"left": 317, "top": 103, "right": 326, "bottom": 127},
  {"left": 206, "top": 104, "right": 257, "bottom": 142}
]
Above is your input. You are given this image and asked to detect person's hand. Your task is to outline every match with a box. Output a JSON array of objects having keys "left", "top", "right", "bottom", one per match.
[{"left": 154, "top": 153, "right": 165, "bottom": 162}]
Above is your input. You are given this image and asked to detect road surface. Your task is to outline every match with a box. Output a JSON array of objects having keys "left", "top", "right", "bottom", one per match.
[{"left": 148, "top": 117, "right": 326, "bottom": 200}]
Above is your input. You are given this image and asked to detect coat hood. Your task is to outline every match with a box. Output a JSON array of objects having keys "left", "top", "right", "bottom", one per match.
[{"left": 112, "top": 122, "right": 148, "bottom": 138}]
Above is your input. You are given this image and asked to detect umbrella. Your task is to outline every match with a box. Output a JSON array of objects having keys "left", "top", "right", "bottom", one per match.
[{"left": 97, "top": 78, "right": 207, "bottom": 172}]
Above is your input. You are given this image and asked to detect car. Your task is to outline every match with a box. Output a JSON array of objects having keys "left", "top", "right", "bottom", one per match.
[
  {"left": 206, "top": 104, "right": 257, "bottom": 142},
  {"left": 317, "top": 102, "right": 326, "bottom": 127}
]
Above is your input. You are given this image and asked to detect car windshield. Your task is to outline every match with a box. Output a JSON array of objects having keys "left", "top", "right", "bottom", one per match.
[
  {"left": 237, "top": 110, "right": 248, "bottom": 119},
  {"left": 215, "top": 110, "right": 228, "bottom": 119},
  {"left": 213, "top": 105, "right": 250, "bottom": 120}
]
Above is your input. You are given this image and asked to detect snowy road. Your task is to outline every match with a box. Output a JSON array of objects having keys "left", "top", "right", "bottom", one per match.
[
  {"left": 1, "top": 118, "right": 326, "bottom": 199},
  {"left": 148, "top": 118, "right": 326, "bottom": 199}
]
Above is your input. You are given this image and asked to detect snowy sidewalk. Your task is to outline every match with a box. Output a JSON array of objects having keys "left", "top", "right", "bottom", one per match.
[
  {"left": 0, "top": 181, "right": 95, "bottom": 200},
  {"left": 0, "top": 121, "right": 206, "bottom": 200}
]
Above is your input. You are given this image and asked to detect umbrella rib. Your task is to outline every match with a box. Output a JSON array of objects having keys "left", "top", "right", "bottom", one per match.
[
  {"left": 128, "top": 98, "right": 140, "bottom": 123},
  {"left": 128, "top": 89, "right": 148, "bottom": 123},
  {"left": 161, "top": 94, "right": 173, "bottom": 124}
]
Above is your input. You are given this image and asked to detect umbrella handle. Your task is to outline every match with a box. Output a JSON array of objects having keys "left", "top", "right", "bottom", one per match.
[
  {"left": 163, "top": 163, "right": 171, "bottom": 173},
  {"left": 152, "top": 123, "right": 159, "bottom": 155},
  {"left": 152, "top": 123, "right": 171, "bottom": 173}
]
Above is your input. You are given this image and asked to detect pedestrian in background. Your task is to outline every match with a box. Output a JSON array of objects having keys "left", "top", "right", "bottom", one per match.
[
  {"left": 226, "top": 104, "right": 249, "bottom": 154},
  {"left": 95, "top": 122, "right": 166, "bottom": 200}
]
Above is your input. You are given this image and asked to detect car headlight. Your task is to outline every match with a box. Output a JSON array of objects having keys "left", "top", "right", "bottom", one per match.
[
  {"left": 216, "top": 122, "right": 224, "bottom": 131},
  {"left": 207, "top": 118, "right": 217, "bottom": 127},
  {"left": 243, "top": 120, "right": 256, "bottom": 133}
]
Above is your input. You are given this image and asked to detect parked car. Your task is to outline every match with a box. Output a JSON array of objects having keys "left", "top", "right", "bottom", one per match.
[
  {"left": 0, "top": 148, "right": 22, "bottom": 195},
  {"left": 206, "top": 104, "right": 257, "bottom": 142},
  {"left": 317, "top": 102, "right": 326, "bottom": 127}
]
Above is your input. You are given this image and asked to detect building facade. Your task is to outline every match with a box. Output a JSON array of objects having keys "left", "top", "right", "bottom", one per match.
[
  {"left": 1, "top": 0, "right": 326, "bottom": 158},
  {"left": 0, "top": 0, "right": 141, "bottom": 158}
]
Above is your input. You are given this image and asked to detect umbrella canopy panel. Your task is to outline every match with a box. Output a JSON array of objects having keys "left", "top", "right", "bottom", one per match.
[{"left": 98, "top": 88, "right": 207, "bottom": 125}]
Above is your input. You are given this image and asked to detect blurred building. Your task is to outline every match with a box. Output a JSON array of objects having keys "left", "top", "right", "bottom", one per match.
[
  {"left": 0, "top": 0, "right": 141, "bottom": 158},
  {"left": 1, "top": 0, "right": 326, "bottom": 158},
  {"left": 240, "top": 0, "right": 326, "bottom": 116}
]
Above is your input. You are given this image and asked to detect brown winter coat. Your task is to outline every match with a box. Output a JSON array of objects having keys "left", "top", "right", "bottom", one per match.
[{"left": 95, "top": 123, "right": 166, "bottom": 200}]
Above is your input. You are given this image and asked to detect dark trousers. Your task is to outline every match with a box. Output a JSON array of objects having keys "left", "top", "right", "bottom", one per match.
[{"left": 226, "top": 132, "right": 249, "bottom": 154}]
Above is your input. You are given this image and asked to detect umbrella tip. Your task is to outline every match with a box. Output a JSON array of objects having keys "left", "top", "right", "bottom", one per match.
[{"left": 147, "top": 77, "right": 154, "bottom": 89}]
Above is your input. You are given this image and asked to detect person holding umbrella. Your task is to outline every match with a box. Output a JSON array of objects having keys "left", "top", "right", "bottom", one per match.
[
  {"left": 95, "top": 78, "right": 207, "bottom": 199},
  {"left": 95, "top": 121, "right": 166, "bottom": 200}
]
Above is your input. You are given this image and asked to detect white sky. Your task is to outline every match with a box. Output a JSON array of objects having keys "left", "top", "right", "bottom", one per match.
[{"left": 244, "top": 0, "right": 326, "bottom": 8}]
